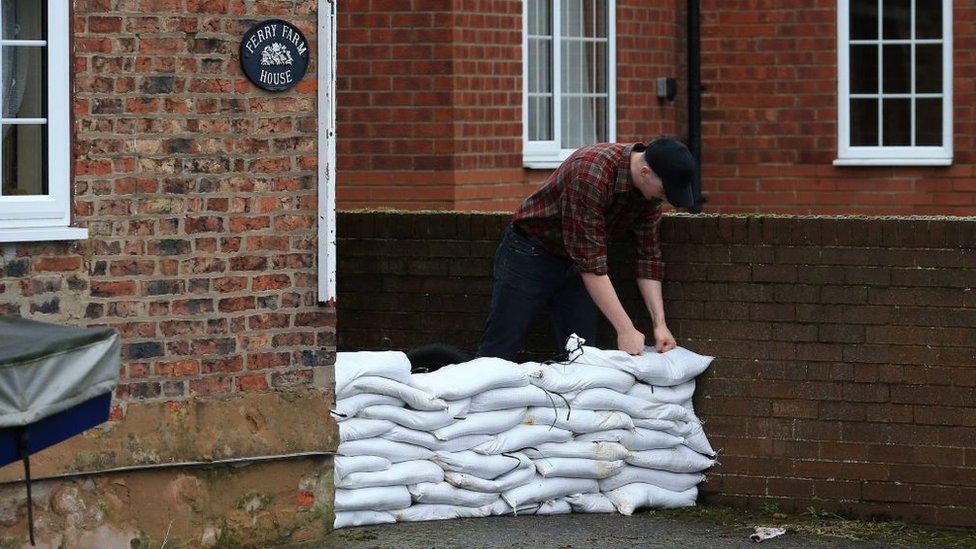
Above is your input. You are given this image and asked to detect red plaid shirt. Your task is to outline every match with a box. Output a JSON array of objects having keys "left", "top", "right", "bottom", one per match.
[{"left": 513, "top": 142, "right": 665, "bottom": 281}]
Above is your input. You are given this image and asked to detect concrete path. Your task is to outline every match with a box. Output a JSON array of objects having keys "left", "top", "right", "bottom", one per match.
[{"left": 313, "top": 514, "right": 904, "bottom": 548}]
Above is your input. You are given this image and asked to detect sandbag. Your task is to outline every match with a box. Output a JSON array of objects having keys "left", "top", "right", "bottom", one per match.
[
  {"left": 523, "top": 441, "right": 630, "bottom": 461},
  {"left": 338, "top": 438, "right": 434, "bottom": 463},
  {"left": 535, "top": 498, "right": 572, "bottom": 515},
  {"left": 409, "top": 357, "right": 529, "bottom": 399},
  {"left": 486, "top": 498, "right": 539, "bottom": 516},
  {"left": 433, "top": 450, "right": 526, "bottom": 480},
  {"left": 335, "top": 485, "right": 411, "bottom": 512},
  {"left": 469, "top": 385, "right": 577, "bottom": 412},
  {"left": 359, "top": 405, "right": 457, "bottom": 431},
  {"left": 333, "top": 510, "right": 396, "bottom": 528},
  {"left": 682, "top": 427, "right": 716, "bottom": 457},
  {"left": 627, "top": 380, "right": 695, "bottom": 405},
  {"left": 334, "top": 455, "right": 391, "bottom": 482},
  {"left": 336, "top": 459, "right": 444, "bottom": 489},
  {"left": 383, "top": 426, "right": 490, "bottom": 452},
  {"left": 392, "top": 503, "right": 492, "bottom": 522},
  {"left": 566, "top": 335, "right": 713, "bottom": 386},
  {"left": 631, "top": 418, "right": 714, "bottom": 455},
  {"left": 576, "top": 428, "right": 684, "bottom": 451},
  {"left": 632, "top": 417, "right": 680, "bottom": 432},
  {"left": 523, "top": 362, "right": 635, "bottom": 394},
  {"left": 523, "top": 407, "right": 634, "bottom": 434},
  {"left": 444, "top": 454, "right": 536, "bottom": 493},
  {"left": 433, "top": 408, "right": 527, "bottom": 441},
  {"left": 566, "top": 492, "right": 616, "bottom": 513},
  {"left": 599, "top": 466, "right": 705, "bottom": 493},
  {"left": 501, "top": 476, "right": 599, "bottom": 509},
  {"left": 333, "top": 393, "right": 402, "bottom": 419},
  {"left": 335, "top": 351, "right": 412, "bottom": 396},
  {"left": 534, "top": 457, "right": 624, "bottom": 479},
  {"left": 339, "top": 376, "right": 447, "bottom": 411},
  {"left": 408, "top": 482, "right": 500, "bottom": 507},
  {"left": 472, "top": 425, "right": 573, "bottom": 455},
  {"left": 605, "top": 483, "right": 697, "bottom": 515},
  {"left": 338, "top": 418, "right": 396, "bottom": 443},
  {"left": 572, "top": 389, "right": 695, "bottom": 421},
  {"left": 626, "top": 445, "right": 715, "bottom": 473}
]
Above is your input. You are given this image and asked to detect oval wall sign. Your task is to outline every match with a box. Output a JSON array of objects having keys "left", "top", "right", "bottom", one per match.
[{"left": 240, "top": 19, "right": 309, "bottom": 92}]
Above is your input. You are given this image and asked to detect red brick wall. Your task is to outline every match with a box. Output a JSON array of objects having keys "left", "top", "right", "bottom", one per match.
[
  {"left": 0, "top": 1, "right": 333, "bottom": 414},
  {"left": 337, "top": 211, "right": 976, "bottom": 527},
  {"left": 699, "top": 1, "right": 976, "bottom": 214}
]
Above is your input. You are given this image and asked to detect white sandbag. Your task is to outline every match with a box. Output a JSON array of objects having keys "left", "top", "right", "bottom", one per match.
[
  {"left": 333, "top": 510, "right": 396, "bottom": 528},
  {"left": 393, "top": 503, "right": 492, "bottom": 522},
  {"left": 383, "top": 426, "right": 491, "bottom": 453},
  {"left": 632, "top": 418, "right": 713, "bottom": 454},
  {"left": 335, "top": 351, "right": 412, "bottom": 396},
  {"left": 339, "top": 376, "right": 447, "bottom": 411},
  {"left": 599, "top": 466, "right": 705, "bottom": 493},
  {"left": 444, "top": 453, "right": 536, "bottom": 493},
  {"left": 566, "top": 492, "right": 616, "bottom": 513},
  {"left": 469, "top": 385, "right": 577, "bottom": 412},
  {"left": 572, "top": 389, "right": 695, "bottom": 421},
  {"left": 408, "top": 482, "right": 500, "bottom": 507},
  {"left": 627, "top": 380, "right": 696, "bottom": 405},
  {"left": 433, "top": 450, "right": 526, "bottom": 480},
  {"left": 632, "top": 417, "right": 680, "bottom": 431},
  {"left": 335, "top": 485, "right": 411, "bottom": 512},
  {"left": 486, "top": 498, "right": 539, "bottom": 516},
  {"left": 433, "top": 408, "right": 527, "bottom": 441},
  {"left": 522, "top": 362, "right": 635, "bottom": 394},
  {"left": 334, "top": 455, "right": 391, "bottom": 482},
  {"left": 338, "top": 438, "right": 434, "bottom": 463},
  {"left": 523, "top": 441, "right": 630, "bottom": 461},
  {"left": 566, "top": 335, "right": 713, "bottom": 386},
  {"left": 682, "top": 426, "right": 716, "bottom": 457},
  {"left": 626, "top": 445, "right": 716, "bottom": 473},
  {"left": 576, "top": 428, "right": 684, "bottom": 451},
  {"left": 445, "top": 398, "right": 472, "bottom": 418},
  {"left": 523, "top": 407, "right": 634, "bottom": 434},
  {"left": 333, "top": 393, "right": 402, "bottom": 419},
  {"left": 408, "top": 357, "right": 529, "bottom": 400},
  {"left": 536, "top": 498, "right": 572, "bottom": 515},
  {"left": 472, "top": 425, "right": 573, "bottom": 455},
  {"left": 501, "top": 476, "right": 599, "bottom": 509},
  {"left": 338, "top": 418, "right": 396, "bottom": 442},
  {"left": 605, "top": 483, "right": 697, "bottom": 515},
  {"left": 359, "top": 405, "right": 457, "bottom": 431},
  {"left": 534, "top": 457, "right": 624, "bottom": 479},
  {"left": 336, "top": 459, "right": 444, "bottom": 489}
]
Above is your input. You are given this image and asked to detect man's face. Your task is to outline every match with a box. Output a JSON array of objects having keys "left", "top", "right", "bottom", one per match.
[{"left": 636, "top": 163, "right": 665, "bottom": 201}]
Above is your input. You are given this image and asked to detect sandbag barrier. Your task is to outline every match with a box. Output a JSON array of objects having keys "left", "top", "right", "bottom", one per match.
[{"left": 332, "top": 335, "right": 716, "bottom": 528}]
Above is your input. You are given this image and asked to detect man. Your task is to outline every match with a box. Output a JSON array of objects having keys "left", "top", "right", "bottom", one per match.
[{"left": 476, "top": 137, "right": 696, "bottom": 361}]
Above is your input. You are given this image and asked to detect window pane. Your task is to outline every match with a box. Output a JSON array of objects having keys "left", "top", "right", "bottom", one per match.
[
  {"left": 915, "top": 98, "right": 942, "bottom": 145},
  {"left": 592, "top": 96, "right": 607, "bottom": 143},
  {"left": 1, "top": 124, "right": 47, "bottom": 196},
  {"left": 850, "top": 0, "right": 878, "bottom": 40},
  {"left": 882, "top": 44, "right": 910, "bottom": 93},
  {"left": 915, "top": 44, "right": 942, "bottom": 93},
  {"left": 850, "top": 45, "right": 878, "bottom": 93},
  {"left": 915, "top": 0, "right": 942, "bottom": 39},
  {"left": 561, "top": 0, "right": 581, "bottom": 38},
  {"left": 851, "top": 98, "right": 878, "bottom": 145},
  {"left": 586, "top": 41, "right": 607, "bottom": 94},
  {"left": 3, "top": 46, "right": 47, "bottom": 118},
  {"left": 529, "top": 0, "right": 551, "bottom": 36},
  {"left": 882, "top": 0, "right": 910, "bottom": 39},
  {"left": 2, "top": 0, "right": 45, "bottom": 40},
  {"left": 529, "top": 97, "right": 552, "bottom": 141},
  {"left": 562, "top": 96, "right": 601, "bottom": 148},
  {"left": 882, "top": 98, "right": 910, "bottom": 145}
]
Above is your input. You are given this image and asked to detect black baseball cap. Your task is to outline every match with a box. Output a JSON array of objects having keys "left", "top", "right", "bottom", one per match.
[{"left": 644, "top": 138, "right": 696, "bottom": 208}]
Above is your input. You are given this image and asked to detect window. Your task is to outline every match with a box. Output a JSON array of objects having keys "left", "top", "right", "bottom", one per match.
[
  {"left": 523, "top": 0, "right": 616, "bottom": 168},
  {"left": 836, "top": 0, "right": 952, "bottom": 165},
  {"left": 0, "top": 0, "right": 82, "bottom": 242}
]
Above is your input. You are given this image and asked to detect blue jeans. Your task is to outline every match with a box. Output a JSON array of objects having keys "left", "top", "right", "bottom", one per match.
[{"left": 476, "top": 224, "right": 598, "bottom": 361}]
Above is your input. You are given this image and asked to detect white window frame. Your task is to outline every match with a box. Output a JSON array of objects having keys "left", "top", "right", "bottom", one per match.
[
  {"left": 317, "top": 0, "right": 336, "bottom": 302},
  {"left": 523, "top": 0, "right": 616, "bottom": 169},
  {"left": 835, "top": 0, "right": 953, "bottom": 166},
  {"left": 0, "top": 0, "right": 84, "bottom": 242}
]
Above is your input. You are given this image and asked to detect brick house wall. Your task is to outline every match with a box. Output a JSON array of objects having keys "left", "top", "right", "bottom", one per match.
[
  {"left": 0, "top": 1, "right": 337, "bottom": 545},
  {"left": 337, "top": 211, "right": 976, "bottom": 528}
]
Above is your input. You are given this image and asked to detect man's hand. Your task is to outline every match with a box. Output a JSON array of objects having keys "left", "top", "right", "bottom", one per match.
[
  {"left": 618, "top": 328, "right": 645, "bottom": 355},
  {"left": 653, "top": 324, "right": 676, "bottom": 353}
]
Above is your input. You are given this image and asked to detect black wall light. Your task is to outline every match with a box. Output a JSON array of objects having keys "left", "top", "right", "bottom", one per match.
[{"left": 656, "top": 77, "right": 678, "bottom": 102}]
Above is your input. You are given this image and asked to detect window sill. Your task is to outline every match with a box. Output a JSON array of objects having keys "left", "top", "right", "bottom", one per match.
[
  {"left": 833, "top": 157, "right": 953, "bottom": 167},
  {"left": 0, "top": 226, "right": 89, "bottom": 243}
]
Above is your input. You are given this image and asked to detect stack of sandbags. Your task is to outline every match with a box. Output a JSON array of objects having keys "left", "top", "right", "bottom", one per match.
[{"left": 333, "top": 335, "right": 716, "bottom": 527}]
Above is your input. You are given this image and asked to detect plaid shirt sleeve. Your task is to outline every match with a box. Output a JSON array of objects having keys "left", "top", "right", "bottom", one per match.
[
  {"left": 559, "top": 157, "right": 612, "bottom": 275},
  {"left": 633, "top": 203, "right": 665, "bottom": 281}
]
